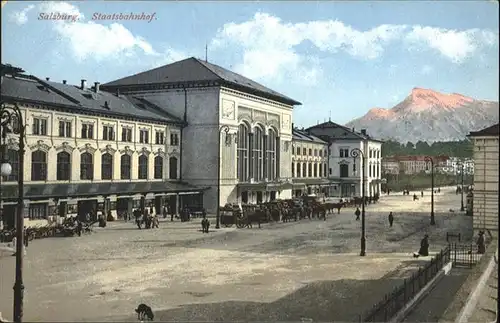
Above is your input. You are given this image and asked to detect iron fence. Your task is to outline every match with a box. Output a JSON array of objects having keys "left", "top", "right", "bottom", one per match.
[
  {"left": 360, "top": 246, "right": 451, "bottom": 322},
  {"left": 449, "top": 243, "right": 482, "bottom": 268}
]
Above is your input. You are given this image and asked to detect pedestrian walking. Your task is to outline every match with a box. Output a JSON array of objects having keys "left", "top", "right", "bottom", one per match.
[
  {"left": 355, "top": 207, "right": 361, "bottom": 221},
  {"left": 388, "top": 212, "right": 394, "bottom": 227},
  {"left": 421, "top": 191, "right": 424, "bottom": 197},
  {"left": 418, "top": 234, "right": 430, "bottom": 256},
  {"left": 476, "top": 231, "right": 486, "bottom": 254}
]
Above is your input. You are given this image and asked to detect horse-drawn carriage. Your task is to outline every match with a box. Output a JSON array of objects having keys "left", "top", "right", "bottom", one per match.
[{"left": 220, "top": 204, "right": 245, "bottom": 228}]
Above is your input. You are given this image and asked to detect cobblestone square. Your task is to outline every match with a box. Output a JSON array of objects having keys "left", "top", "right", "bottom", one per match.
[{"left": 0, "top": 188, "right": 472, "bottom": 322}]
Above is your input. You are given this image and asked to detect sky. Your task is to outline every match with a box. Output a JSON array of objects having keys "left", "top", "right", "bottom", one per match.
[{"left": 1, "top": 1, "right": 499, "bottom": 126}]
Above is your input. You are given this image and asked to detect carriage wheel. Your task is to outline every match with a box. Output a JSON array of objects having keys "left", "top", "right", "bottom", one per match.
[{"left": 236, "top": 218, "right": 246, "bottom": 228}]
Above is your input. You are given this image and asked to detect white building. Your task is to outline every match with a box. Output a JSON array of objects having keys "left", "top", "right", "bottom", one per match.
[
  {"left": 468, "top": 124, "right": 499, "bottom": 236},
  {"left": 441, "top": 157, "right": 475, "bottom": 175},
  {"left": 306, "top": 121, "right": 383, "bottom": 198},
  {"left": 291, "top": 128, "right": 329, "bottom": 196},
  {"left": 101, "top": 57, "right": 300, "bottom": 211},
  {"left": 0, "top": 65, "right": 205, "bottom": 228}
]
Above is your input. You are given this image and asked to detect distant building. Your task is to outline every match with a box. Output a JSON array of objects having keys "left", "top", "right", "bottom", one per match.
[
  {"left": 306, "top": 121, "right": 383, "bottom": 198},
  {"left": 291, "top": 128, "right": 329, "bottom": 196},
  {"left": 381, "top": 158, "right": 400, "bottom": 175},
  {"left": 468, "top": 123, "right": 499, "bottom": 236},
  {"left": 440, "top": 157, "right": 475, "bottom": 175},
  {"left": 395, "top": 155, "right": 449, "bottom": 175}
]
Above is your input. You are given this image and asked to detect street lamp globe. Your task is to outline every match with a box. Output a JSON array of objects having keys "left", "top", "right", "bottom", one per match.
[{"left": 1, "top": 162, "right": 12, "bottom": 176}]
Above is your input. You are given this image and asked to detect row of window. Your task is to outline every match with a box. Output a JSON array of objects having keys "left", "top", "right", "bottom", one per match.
[
  {"left": 294, "top": 147, "right": 328, "bottom": 157},
  {"left": 34, "top": 118, "right": 179, "bottom": 145},
  {"left": 2, "top": 149, "right": 178, "bottom": 182},
  {"left": 292, "top": 163, "right": 328, "bottom": 178},
  {"left": 237, "top": 124, "right": 279, "bottom": 182},
  {"left": 294, "top": 147, "right": 382, "bottom": 159},
  {"left": 337, "top": 163, "right": 380, "bottom": 178}
]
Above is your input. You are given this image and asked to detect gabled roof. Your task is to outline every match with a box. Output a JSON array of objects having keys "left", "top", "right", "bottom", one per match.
[
  {"left": 468, "top": 123, "right": 499, "bottom": 137},
  {"left": 1, "top": 74, "right": 183, "bottom": 124},
  {"left": 306, "top": 120, "right": 384, "bottom": 143},
  {"left": 292, "top": 128, "right": 327, "bottom": 145},
  {"left": 101, "top": 57, "right": 301, "bottom": 106}
]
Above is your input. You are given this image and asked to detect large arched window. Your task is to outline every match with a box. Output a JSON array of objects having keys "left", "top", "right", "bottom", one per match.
[
  {"left": 237, "top": 123, "right": 249, "bottom": 182},
  {"left": 296, "top": 163, "right": 301, "bottom": 178},
  {"left": 369, "top": 163, "right": 372, "bottom": 177},
  {"left": 56, "top": 151, "right": 71, "bottom": 180},
  {"left": 313, "top": 163, "right": 318, "bottom": 177},
  {"left": 266, "top": 128, "right": 277, "bottom": 180},
  {"left": 318, "top": 163, "right": 322, "bottom": 177},
  {"left": 252, "top": 126, "right": 264, "bottom": 181},
  {"left": 31, "top": 150, "right": 47, "bottom": 181},
  {"left": 101, "top": 153, "right": 113, "bottom": 180},
  {"left": 308, "top": 162, "right": 312, "bottom": 177},
  {"left": 169, "top": 156, "right": 178, "bottom": 179},
  {"left": 80, "top": 152, "right": 93, "bottom": 180},
  {"left": 154, "top": 156, "right": 163, "bottom": 179},
  {"left": 138, "top": 154, "right": 148, "bottom": 179},
  {"left": 291, "top": 162, "right": 295, "bottom": 177},
  {"left": 1, "top": 149, "right": 19, "bottom": 182},
  {"left": 302, "top": 162, "right": 306, "bottom": 177},
  {"left": 120, "top": 154, "right": 131, "bottom": 179},
  {"left": 324, "top": 164, "right": 327, "bottom": 178}
]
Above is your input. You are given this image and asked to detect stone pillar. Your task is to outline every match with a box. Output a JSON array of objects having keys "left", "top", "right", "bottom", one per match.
[
  {"left": 175, "top": 194, "right": 180, "bottom": 215},
  {"left": 263, "top": 134, "right": 268, "bottom": 179},
  {"left": 276, "top": 137, "right": 281, "bottom": 178},
  {"left": 248, "top": 133, "right": 254, "bottom": 180}
]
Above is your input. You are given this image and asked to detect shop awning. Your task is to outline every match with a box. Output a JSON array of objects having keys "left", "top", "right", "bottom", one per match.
[
  {"left": 1, "top": 181, "right": 209, "bottom": 200},
  {"left": 293, "top": 178, "right": 334, "bottom": 186},
  {"left": 237, "top": 181, "right": 294, "bottom": 192}
]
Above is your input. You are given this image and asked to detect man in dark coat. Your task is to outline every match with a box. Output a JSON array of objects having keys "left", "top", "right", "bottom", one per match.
[
  {"left": 388, "top": 212, "right": 394, "bottom": 227},
  {"left": 418, "top": 234, "right": 430, "bottom": 256},
  {"left": 355, "top": 207, "right": 361, "bottom": 221},
  {"left": 477, "top": 231, "right": 486, "bottom": 254}
]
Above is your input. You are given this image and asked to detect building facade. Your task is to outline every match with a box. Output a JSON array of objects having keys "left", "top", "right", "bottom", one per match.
[
  {"left": 381, "top": 158, "right": 400, "bottom": 175},
  {"left": 396, "top": 155, "right": 449, "bottom": 175},
  {"left": 291, "top": 128, "right": 329, "bottom": 196},
  {"left": 306, "top": 122, "right": 383, "bottom": 198},
  {"left": 1, "top": 68, "right": 206, "bottom": 228},
  {"left": 101, "top": 57, "right": 300, "bottom": 211},
  {"left": 468, "top": 124, "right": 499, "bottom": 236}
]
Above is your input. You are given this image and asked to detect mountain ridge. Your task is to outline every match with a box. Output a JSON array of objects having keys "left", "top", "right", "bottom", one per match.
[{"left": 345, "top": 87, "right": 499, "bottom": 143}]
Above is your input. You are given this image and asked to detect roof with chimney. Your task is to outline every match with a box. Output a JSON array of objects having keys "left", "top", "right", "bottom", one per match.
[
  {"left": 306, "top": 120, "right": 384, "bottom": 143},
  {"left": 1, "top": 73, "right": 183, "bottom": 125},
  {"left": 292, "top": 128, "right": 327, "bottom": 144},
  {"left": 101, "top": 57, "right": 301, "bottom": 106},
  {"left": 468, "top": 123, "right": 499, "bottom": 137}
]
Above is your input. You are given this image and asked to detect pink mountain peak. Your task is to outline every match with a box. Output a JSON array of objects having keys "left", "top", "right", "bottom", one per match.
[
  {"left": 409, "top": 87, "right": 474, "bottom": 109},
  {"left": 367, "top": 107, "right": 393, "bottom": 117}
]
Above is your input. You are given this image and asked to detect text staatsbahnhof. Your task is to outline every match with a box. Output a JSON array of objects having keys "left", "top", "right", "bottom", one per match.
[{"left": 92, "top": 12, "right": 157, "bottom": 23}]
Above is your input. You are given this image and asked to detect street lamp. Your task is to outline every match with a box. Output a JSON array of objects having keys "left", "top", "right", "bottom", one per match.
[
  {"left": 351, "top": 148, "right": 366, "bottom": 256},
  {"left": 424, "top": 156, "right": 436, "bottom": 225},
  {"left": 458, "top": 161, "right": 465, "bottom": 211},
  {"left": 216, "top": 125, "right": 230, "bottom": 229},
  {"left": 1, "top": 102, "right": 26, "bottom": 323}
]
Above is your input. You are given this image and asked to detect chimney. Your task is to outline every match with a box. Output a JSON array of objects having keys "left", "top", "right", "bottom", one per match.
[
  {"left": 45, "top": 77, "right": 50, "bottom": 81},
  {"left": 80, "top": 79, "right": 87, "bottom": 90},
  {"left": 104, "top": 101, "right": 110, "bottom": 109},
  {"left": 94, "top": 82, "right": 100, "bottom": 93},
  {"left": 62, "top": 80, "right": 67, "bottom": 84},
  {"left": 361, "top": 129, "right": 367, "bottom": 135}
]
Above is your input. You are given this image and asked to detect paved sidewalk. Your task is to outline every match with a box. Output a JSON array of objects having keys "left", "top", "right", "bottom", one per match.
[{"left": 468, "top": 263, "right": 498, "bottom": 322}]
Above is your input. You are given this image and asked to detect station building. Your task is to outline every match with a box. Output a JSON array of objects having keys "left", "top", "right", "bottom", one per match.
[
  {"left": 101, "top": 57, "right": 301, "bottom": 210},
  {"left": 291, "top": 127, "right": 330, "bottom": 196},
  {"left": 0, "top": 65, "right": 207, "bottom": 227}
]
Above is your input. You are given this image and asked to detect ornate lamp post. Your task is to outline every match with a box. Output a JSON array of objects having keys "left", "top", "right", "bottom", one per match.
[
  {"left": 216, "top": 125, "right": 230, "bottom": 229},
  {"left": 1, "top": 102, "right": 26, "bottom": 323},
  {"left": 424, "top": 156, "right": 436, "bottom": 225},
  {"left": 351, "top": 148, "right": 366, "bottom": 256}
]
